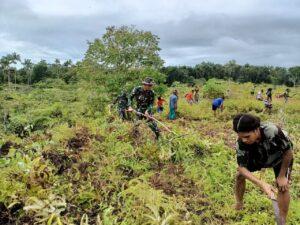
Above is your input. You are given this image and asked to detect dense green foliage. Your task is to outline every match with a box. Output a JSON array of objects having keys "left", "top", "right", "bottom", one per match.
[
  {"left": 161, "top": 61, "right": 300, "bottom": 87},
  {"left": 77, "top": 26, "right": 166, "bottom": 98},
  {"left": 84, "top": 26, "right": 164, "bottom": 70},
  {"left": 202, "top": 79, "right": 225, "bottom": 99},
  {"left": 0, "top": 79, "right": 299, "bottom": 224},
  {"left": 0, "top": 55, "right": 77, "bottom": 86}
]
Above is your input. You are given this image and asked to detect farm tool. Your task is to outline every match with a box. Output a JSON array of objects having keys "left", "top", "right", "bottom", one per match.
[
  {"left": 271, "top": 192, "right": 283, "bottom": 225},
  {"left": 128, "top": 108, "right": 178, "bottom": 136}
]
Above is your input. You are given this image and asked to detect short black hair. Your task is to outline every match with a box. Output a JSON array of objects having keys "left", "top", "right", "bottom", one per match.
[{"left": 233, "top": 113, "right": 260, "bottom": 133}]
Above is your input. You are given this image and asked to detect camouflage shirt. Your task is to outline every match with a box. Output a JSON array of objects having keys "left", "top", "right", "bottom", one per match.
[
  {"left": 236, "top": 123, "right": 293, "bottom": 170},
  {"left": 115, "top": 94, "right": 129, "bottom": 110},
  {"left": 129, "top": 86, "right": 155, "bottom": 112}
]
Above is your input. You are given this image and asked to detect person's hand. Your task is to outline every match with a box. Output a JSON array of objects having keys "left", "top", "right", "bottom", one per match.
[
  {"left": 276, "top": 176, "right": 289, "bottom": 192},
  {"left": 261, "top": 182, "right": 276, "bottom": 199},
  {"left": 127, "top": 107, "right": 133, "bottom": 112}
]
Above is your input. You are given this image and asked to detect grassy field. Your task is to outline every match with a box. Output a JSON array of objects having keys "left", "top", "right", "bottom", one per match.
[{"left": 0, "top": 80, "right": 299, "bottom": 224}]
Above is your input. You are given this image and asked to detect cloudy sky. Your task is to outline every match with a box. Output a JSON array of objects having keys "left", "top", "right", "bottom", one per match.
[{"left": 1, "top": 0, "right": 300, "bottom": 67}]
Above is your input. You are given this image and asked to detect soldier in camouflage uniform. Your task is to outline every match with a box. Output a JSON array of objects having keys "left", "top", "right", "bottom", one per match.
[
  {"left": 114, "top": 92, "right": 130, "bottom": 120},
  {"left": 233, "top": 113, "right": 293, "bottom": 225},
  {"left": 128, "top": 77, "right": 160, "bottom": 139}
]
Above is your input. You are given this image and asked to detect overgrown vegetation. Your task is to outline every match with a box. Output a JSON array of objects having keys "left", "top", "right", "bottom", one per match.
[{"left": 0, "top": 79, "right": 299, "bottom": 224}]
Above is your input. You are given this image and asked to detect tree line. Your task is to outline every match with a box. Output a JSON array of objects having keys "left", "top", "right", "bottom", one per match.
[
  {"left": 161, "top": 60, "right": 300, "bottom": 87},
  {"left": 0, "top": 53, "right": 77, "bottom": 86},
  {"left": 3, "top": 54, "right": 299, "bottom": 88}
]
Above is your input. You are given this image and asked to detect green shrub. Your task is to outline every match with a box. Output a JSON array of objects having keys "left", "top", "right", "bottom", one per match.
[{"left": 202, "top": 79, "right": 225, "bottom": 98}]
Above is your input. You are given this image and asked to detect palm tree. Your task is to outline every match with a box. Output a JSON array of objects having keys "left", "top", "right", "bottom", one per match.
[
  {"left": 0, "top": 52, "right": 20, "bottom": 89},
  {"left": 50, "top": 58, "right": 61, "bottom": 79},
  {"left": 22, "top": 59, "right": 34, "bottom": 85},
  {"left": 0, "top": 56, "right": 10, "bottom": 85}
]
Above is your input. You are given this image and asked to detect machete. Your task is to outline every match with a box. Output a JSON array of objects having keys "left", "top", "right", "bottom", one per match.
[{"left": 271, "top": 194, "right": 282, "bottom": 225}]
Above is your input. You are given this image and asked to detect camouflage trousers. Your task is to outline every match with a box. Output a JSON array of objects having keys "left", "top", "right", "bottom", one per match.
[
  {"left": 134, "top": 109, "right": 160, "bottom": 139},
  {"left": 117, "top": 108, "right": 129, "bottom": 120}
]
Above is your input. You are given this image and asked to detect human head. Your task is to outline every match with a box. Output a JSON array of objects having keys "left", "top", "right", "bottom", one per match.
[
  {"left": 173, "top": 90, "right": 178, "bottom": 96},
  {"left": 233, "top": 113, "right": 261, "bottom": 145},
  {"left": 121, "top": 91, "right": 127, "bottom": 97},
  {"left": 142, "top": 77, "right": 154, "bottom": 91},
  {"left": 158, "top": 96, "right": 161, "bottom": 101},
  {"left": 268, "top": 88, "right": 272, "bottom": 92}
]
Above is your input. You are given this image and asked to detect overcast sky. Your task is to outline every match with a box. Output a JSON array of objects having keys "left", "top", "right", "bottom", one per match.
[{"left": 1, "top": 0, "right": 300, "bottom": 67}]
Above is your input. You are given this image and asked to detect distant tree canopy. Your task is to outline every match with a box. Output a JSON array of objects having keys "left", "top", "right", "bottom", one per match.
[{"left": 161, "top": 60, "right": 297, "bottom": 87}]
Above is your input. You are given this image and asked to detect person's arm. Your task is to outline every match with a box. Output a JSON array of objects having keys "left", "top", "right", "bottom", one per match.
[
  {"left": 236, "top": 143, "right": 275, "bottom": 198},
  {"left": 128, "top": 88, "right": 137, "bottom": 111},
  {"left": 220, "top": 100, "right": 224, "bottom": 111},
  {"left": 145, "top": 92, "right": 155, "bottom": 116},
  {"left": 273, "top": 127, "right": 294, "bottom": 191},
  {"left": 277, "top": 149, "right": 293, "bottom": 192},
  {"left": 238, "top": 167, "right": 276, "bottom": 198},
  {"left": 113, "top": 96, "right": 119, "bottom": 105},
  {"left": 126, "top": 95, "right": 130, "bottom": 109}
]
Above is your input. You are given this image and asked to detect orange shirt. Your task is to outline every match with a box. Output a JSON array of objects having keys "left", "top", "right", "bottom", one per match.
[
  {"left": 157, "top": 98, "right": 165, "bottom": 107},
  {"left": 185, "top": 92, "right": 193, "bottom": 101}
]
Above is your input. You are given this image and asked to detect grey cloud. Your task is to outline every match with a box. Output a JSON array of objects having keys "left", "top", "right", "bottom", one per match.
[
  {"left": 1, "top": 0, "right": 300, "bottom": 67},
  {"left": 139, "top": 12, "right": 300, "bottom": 66},
  {"left": 0, "top": 0, "right": 133, "bottom": 62}
]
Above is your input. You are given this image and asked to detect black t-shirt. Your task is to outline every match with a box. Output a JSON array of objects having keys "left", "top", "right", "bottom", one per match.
[{"left": 236, "top": 123, "right": 293, "bottom": 170}]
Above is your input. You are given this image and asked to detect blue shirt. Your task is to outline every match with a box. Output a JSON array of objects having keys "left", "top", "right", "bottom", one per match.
[
  {"left": 212, "top": 98, "right": 224, "bottom": 107},
  {"left": 169, "top": 94, "right": 178, "bottom": 108}
]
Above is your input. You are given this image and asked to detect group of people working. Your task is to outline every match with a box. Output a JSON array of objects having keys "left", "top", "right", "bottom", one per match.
[
  {"left": 256, "top": 88, "right": 291, "bottom": 115},
  {"left": 114, "top": 77, "right": 294, "bottom": 225},
  {"left": 114, "top": 77, "right": 160, "bottom": 138}
]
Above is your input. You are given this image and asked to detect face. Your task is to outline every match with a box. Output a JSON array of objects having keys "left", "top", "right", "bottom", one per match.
[
  {"left": 143, "top": 84, "right": 153, "bottom": 91},
  {"left": 237, "top": 128, "right": 260, "bottom": 145}
]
